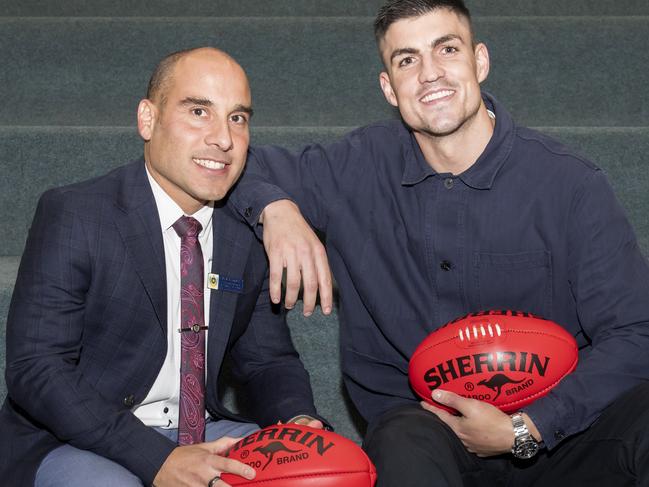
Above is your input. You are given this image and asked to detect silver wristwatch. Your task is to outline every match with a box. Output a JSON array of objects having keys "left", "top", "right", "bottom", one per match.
[{"left": 510, "top": 412, "right": 539, "bottom": 459}]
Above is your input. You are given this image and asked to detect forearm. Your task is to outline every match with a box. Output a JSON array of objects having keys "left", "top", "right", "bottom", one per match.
[
  {"left": 525, "top": 328, "right": 649, "bottom": 449},
  {"left": 232, "top": 143, "right": 357, "bottom": 233},
  {"left": 528, "top": 171, "right": 649, "bottom": 449},
  {"left": 6, "top": 337, "right": 176, "bottom": 484}
]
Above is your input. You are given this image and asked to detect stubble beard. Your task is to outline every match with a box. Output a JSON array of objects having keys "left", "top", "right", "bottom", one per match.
[{"left": 415, "top": 99, "right": 482, "bottom": 140}]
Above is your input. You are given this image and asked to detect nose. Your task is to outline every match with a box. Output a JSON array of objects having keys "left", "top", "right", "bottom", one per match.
[
  {"left": 205, "top": 119, "right": 233, "bottom": 151},
  {"left": 418, "top": 55, "right": 445, "bottom": 84}
]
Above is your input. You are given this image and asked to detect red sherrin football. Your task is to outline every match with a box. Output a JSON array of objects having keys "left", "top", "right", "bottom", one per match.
[
  {"left": 221, "top": 424, "right": 377, "bottom": 487},
  {"left": 409, "top": 310, "right": 578, "bottom": 413}
]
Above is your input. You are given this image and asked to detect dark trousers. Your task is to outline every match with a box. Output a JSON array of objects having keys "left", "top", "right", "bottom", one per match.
[{"left": 363, "top": 382, "right": 649, "bottom": 487}]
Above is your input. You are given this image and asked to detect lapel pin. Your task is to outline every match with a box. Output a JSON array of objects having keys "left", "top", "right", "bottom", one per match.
[{"left": 207, "top": 273, "right": 219, "bottom": 290}]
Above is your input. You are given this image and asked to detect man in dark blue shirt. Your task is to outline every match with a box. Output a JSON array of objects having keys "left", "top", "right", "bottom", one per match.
[{"left": 232, "top": 0, "right": 649, "bottom": 485}]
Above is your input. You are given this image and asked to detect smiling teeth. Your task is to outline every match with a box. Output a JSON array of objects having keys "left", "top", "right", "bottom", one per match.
[
  {"left": 421, "top": 90, "right": 454, "bottom": 103},
  {"left": 193, "top": 158, "right": 226, "bottom": 170}
]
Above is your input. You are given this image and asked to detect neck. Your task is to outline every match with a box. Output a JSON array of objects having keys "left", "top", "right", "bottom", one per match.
[
  {"left": 414, "top": 103, "right": 495, "bottom": 175},
  {"left": 144, "top": 156, "right": 207, "bottom": 216}
]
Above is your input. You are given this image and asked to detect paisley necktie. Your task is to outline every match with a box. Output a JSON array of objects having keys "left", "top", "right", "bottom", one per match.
[{"left": 172, "top": 216, "right": 207, "bottom": 445}]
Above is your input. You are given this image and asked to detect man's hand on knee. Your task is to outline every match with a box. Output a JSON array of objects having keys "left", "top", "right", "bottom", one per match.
[{"left": 153, "top": 436, "right": 255, "bottom": 487}]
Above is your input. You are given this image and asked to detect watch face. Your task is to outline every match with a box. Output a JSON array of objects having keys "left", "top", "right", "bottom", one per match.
[{"left": 514, "top": 440, "right": 539, "bottom": 459}]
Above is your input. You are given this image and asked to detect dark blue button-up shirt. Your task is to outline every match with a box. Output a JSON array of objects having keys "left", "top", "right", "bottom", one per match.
[{"left": 233, "top": 93, "right": 649, "bottom": 449}]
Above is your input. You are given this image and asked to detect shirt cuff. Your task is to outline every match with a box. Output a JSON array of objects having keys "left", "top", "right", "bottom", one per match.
[
  {"left": 524, "top": 393, "right": 572, "bottom": 450},
  {"left": 228, "top": 179, "right": 294, "bottom": 230}
]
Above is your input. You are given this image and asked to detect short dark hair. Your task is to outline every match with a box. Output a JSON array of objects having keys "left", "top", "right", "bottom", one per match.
[
  {"left": 146, "top": 48, "right": 197, "bottom": 106},
  {"left": 374, "top": 0, "right": 473, "bottom": 46}
]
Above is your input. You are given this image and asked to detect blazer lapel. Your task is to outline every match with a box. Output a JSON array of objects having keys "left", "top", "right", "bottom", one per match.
[
  {"left": 113, "top": 160, "right": 167, "bottom": 332},
  {"left": 207, "top": 204, "right": 254, "bottom": 363},
  {"left": 110, "top": 161, "right": 255, "bottom": 376}
]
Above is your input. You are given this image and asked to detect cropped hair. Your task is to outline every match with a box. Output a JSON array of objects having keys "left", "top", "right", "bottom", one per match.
[
  {"left": 374, "top": 0, "right": 474, "bottom": 46},
  {"left": 146, "top": 48, "right": 197, "bottom": 106}
]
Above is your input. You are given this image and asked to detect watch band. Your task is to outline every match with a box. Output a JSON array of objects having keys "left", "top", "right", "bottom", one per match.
[{"left": 510, "top": 412, "right": 540, "bottom": 459}]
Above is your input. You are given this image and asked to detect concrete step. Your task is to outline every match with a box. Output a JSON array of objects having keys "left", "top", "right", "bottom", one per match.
[
  {"left": 0, "top": 125, "right": 347, "bottom": 255},
  {"left": 1, "top": 125, "right": 649, "bottom": 257},
  {"left": 2, "top": 0, "right": 648, "bottom": 17},
  {"left": 0, "top": 257, "right": 20, "bottom": 403},
  {"left": 1, "top": 17, "right": 648, "bottom": 127}
]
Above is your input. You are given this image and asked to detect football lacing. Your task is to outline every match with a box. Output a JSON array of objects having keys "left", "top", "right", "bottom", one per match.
[{"left": 458, "top": 323, "right": 502, "bottom": 342}]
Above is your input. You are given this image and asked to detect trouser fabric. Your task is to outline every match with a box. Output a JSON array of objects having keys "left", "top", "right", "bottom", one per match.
[
  {"left": 363, "top": 382, "right": 649, "bottom": 487},
  {"left": 34, "top": 419, "right": 259, "bottom": 487}
]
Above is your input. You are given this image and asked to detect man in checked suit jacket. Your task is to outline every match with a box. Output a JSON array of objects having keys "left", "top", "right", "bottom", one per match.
[{"left": 0, "top": 47, "right": 326, "bottom": 487}]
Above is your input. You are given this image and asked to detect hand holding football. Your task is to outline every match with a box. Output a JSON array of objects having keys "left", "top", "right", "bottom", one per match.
[
  {"left": 409, "top": 310, "right": 578, "bottom": 413},
  {"left": 221, "top": 424, "right": 377, "bottom": 486}
]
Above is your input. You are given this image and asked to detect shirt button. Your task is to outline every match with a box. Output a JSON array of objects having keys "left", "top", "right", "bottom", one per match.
[
  {"left": 554, "top": 430, "right": 566, "bottom": 441},
  {"left": 244, "top": 207, "right": 253, "bottom": 218},
  {"left": 123, "top": 395, "right": 135, "bottom": 407},
  {"left": 444, "top": 178, "right": 454, "bottom": 189},
  {"left": 440, "top": 260, "right": 453, "bottom": 271},
  {"left": 163, "top": 407, "right": 169, "bottom": 414}
]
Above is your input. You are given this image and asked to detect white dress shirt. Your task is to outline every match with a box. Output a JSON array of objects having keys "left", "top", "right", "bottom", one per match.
[{"left": 132, "top": 167, "right": 214, "bottom": 428}]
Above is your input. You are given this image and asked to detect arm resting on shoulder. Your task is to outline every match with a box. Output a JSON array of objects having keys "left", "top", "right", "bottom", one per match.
[{"left": 228, "top": 143, "right": 359, "bottom": 315}]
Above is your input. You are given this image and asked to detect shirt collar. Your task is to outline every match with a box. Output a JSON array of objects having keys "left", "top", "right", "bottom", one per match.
[
  {"left": 401, "top": 92, "right": 516, "bottom": 189},
  {"left": 145, "top": 164, "right": 214, "bottom": 234}
]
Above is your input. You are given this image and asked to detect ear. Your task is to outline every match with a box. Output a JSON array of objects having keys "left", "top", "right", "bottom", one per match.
[
  {"left": 379, "top": 71, "right": 399, "bottom": 108},
  {"left": 474, "top": 42, "right": 490, "bottom": 84},
  {"left": 137, "top": 99, "right": 157, "bottom": 141}
]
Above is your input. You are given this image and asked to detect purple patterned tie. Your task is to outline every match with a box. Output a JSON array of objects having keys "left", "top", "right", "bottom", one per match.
[{"left": 173, "top": 216, "right": 207, "bottom": 445}]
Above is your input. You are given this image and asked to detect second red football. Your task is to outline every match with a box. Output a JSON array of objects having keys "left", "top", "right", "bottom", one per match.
[
  {"left": 221, "top": 424, "right": 377, "bottom": 486},
  {"left": 408, "top": 310, "right": 578, "bottom": 413}
]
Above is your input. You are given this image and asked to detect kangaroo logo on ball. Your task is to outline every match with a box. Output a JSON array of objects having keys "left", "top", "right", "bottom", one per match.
[
  {"left": 477, "top": 373, "right": 526, "bottom": 400},
  {"left": 254, "top": 442, "right": 302, "bottom": 470}
]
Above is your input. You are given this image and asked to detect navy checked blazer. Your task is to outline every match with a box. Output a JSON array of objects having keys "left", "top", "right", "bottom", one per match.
[{"left": 0, "top": 159, "right": 319, "bottom": 486}]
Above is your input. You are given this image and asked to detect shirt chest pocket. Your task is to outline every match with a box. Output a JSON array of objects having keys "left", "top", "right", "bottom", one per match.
[{"left": 473, "top": 250, "right": 552, "bottom": 317}]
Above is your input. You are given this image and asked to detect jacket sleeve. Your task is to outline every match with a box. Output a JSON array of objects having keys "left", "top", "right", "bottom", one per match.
[
  {"left": 5, "top": 189, "right": 175, "bottom": 485},
  {"left": 226, "top": 268, "right": 328, "bottom": 427},
  {"left": 229, "top": 137, "right": 363, "bottom": 233},
  {"left": 525, "top": 170, "right": 649, "bottom": 449}
]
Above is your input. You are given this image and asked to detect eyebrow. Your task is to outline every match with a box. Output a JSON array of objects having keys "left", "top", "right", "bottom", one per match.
[
  {"left": 432, "top": 34, "right": 463, "bottom": 48},
  {"left": 180, "top": 96, "right": 213, "bottom": 107},
  {"left": 233, "top": 104, "right": 254, "bottom": 118},
  {"left": 180, "top": 98, "right": 253, "bottom": 117},
  {"left": 390, "top": 47, "right": 419, "bottom": 63},
  {"left": 389, "top": 34, "right": 464, "bottom": 63}
]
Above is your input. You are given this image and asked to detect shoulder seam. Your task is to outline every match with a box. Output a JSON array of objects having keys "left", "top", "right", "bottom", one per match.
[{"left": 515, "top": 127, "right": 600, "bottom": 172}]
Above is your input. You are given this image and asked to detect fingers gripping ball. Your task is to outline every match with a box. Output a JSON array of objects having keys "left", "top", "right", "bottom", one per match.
[
  {"left": 221, "top": 424, "right": 377, "bottom": 486},
  {"left": 409, "top": 310, "right": 578, "bottom": 413}
]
